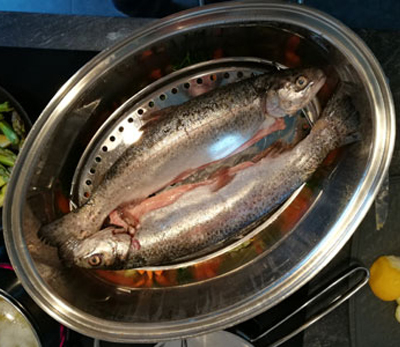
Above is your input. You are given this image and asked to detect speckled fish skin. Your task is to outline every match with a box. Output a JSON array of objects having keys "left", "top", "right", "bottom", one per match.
[
  {"left": 39, "top": 67, "right": 326, "bottom": 247},
  {"left": 68, "top": 83, "right": 359, "bottom": 270}
]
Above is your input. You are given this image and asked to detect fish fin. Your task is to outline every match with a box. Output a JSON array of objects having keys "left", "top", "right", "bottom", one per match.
[
  {"left": 111, "top": 227, "right": 129, "bottom": 235},
  {"left": 141, "top": 104, "right": 178, "bottom": 121},
  {"left": 139, "top": 105, "right": 179, "bottom": 131},
  {"left": 139, "top": 115, "right": 161, "bottom": 131},
  {"left": 322, "top": 82, "right": 361, "bottom": 147},
  {"left": 109, "top": 209, "right": 131, "bottom": 229},
  {"left": 120, "top": 210, "right": 141, "bottom": 228},
  {"left": 211, "top": 168, "right": 236, "bottom": 192}
]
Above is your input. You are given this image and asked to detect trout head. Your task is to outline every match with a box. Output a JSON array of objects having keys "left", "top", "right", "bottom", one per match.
[
  {"left": 264, "top": 67, "right": 326, "bottom": 118},
  {"left": 60, "top": 227, "right": 132, "bottom": 270}
]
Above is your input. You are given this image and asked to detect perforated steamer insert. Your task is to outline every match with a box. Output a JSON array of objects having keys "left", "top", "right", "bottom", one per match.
[{"left": 70, "top": 57, "right": 320, "bottom": 209}]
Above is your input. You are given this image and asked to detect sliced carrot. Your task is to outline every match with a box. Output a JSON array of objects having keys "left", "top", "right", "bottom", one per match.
[
  {"left": 278, "top": 186, "right": 313, "bottom": 231},
  {"left": 254, "top": 242, "right": 264, "bottom": 255},
  {"left": 133, "top": 277, "right": 147, "bottom": 287},
  {"left": 55, "top": 191, "right": 70, "bottom": 214},
  {"left": 95, "top": 270, "right": 136, "bottom": 286},
  {"left": 155, "top": 274, "right": 171, "bottom": 287},
  {"left": 322, "top": 148, "right": 340, "bottom": 166},
  {"left": 167, "top": 270, "right": 178, "bottom": 286},
  {"left": 284, "top": 52, "right": 301, "bottom": 68},
  {"left": 141, "top": 50, "right": 153, "bottom": 58},
  {"left": 146, "top": 271, "right": 154, "bottom": 280},
  {"left": 286, "top": 35, "right": 301, "bottom": 51},
  {"left": 284, "top": 35, "right": 301, "bottom": 67},
  {"left": 150, "top": 69, "right": 163, "bottom": 80},
  {"left": 204, "top": 267, "right": 217, "bottom": 278},
  {"left": 213, "top": 48, "right": 224, "bottom": 59}
]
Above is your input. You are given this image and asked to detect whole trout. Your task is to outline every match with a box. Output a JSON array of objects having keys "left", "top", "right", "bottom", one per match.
[
  {"left": 40, "top": 68, "right": 325, "bottom": 246},
  {"left": 67, "top": 82, "right": 359, "bottom": 270}
]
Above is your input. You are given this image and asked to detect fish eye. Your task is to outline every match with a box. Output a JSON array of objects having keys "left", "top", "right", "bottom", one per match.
[
  {"left": 296, "top": 76, "right": 308, "bottom": 89},
  {"left": 88, "top": 254, "right": 103, "bottom": 267}
]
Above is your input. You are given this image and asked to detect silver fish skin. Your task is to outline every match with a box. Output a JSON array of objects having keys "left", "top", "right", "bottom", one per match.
[
  {"left": 39, "top": 67, "right": 326, "bottom": 247},
  {"left": 67, "top": 82, "right": 359, "bottom": 270}
]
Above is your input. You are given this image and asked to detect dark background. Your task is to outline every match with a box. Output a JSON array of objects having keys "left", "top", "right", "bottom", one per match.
[{"left": 0, "top": 0, "right": 398, "bottom": 30}]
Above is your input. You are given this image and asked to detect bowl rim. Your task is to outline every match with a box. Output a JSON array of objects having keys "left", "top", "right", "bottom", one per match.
[{"left": 0, "top": 288, "right": 42, "bottom": 346}]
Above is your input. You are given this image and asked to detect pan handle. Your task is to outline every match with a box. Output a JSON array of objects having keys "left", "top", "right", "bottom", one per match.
[{"left": 237, "top": 266, "right": 369, "bottom": 347}]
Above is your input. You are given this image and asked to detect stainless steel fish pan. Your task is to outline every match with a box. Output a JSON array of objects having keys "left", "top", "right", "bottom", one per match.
[{"left": 3, "top": 1, "right": 395, "bottom": 343}]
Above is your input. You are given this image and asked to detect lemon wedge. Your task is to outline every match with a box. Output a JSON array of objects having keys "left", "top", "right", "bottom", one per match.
[
  {"left": 396, "top": 305, "right": 400, "bottom": 324},
  {"left": 369, "top": 255, "right": 400, "bottom": 301}
]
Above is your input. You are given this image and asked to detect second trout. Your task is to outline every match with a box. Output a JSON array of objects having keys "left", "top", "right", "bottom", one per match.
[{"left": 39, "top": 67, "right": 325, "bottom": 247}]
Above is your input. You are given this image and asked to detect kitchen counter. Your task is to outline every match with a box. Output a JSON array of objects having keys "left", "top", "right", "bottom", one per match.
[{"left": 0, "top": 10, "right": 399, "bottom": 347}]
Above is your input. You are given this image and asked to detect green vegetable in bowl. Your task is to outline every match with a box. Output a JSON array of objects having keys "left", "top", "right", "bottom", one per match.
[
  {"left": 0, "top": 115, "right": 19, "bottom": 145},
  {"left": 11, "top": 110, "right": 26, "bottom": 138},
  {"left": 0, "top": 184, "right": 7, "bottom": 207},
  {"left": 0, "top": 101, "right": 28, "bottom": 206},
  {"left": 0, "top": 135, "right": 12, "bottom": 148},
  {"left": 0, "top": 101, "right": 13, "bottom": 113},
  {"left": 0, "top": 164, "right": 10, "bottom": 187},
  {"left": 0, "top": 148, "right": 16, "bottom": 167}
]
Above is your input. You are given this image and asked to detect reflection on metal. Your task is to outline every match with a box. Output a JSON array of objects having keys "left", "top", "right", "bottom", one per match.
[
  {"left": 237, "top": 266, "right": 369, "bottom": 346},
  {"left": 375, "top": 173, "right": 389, "bottom": 230},
  {"left": 208, "top": 134, "right": 247, "bottom": 160},
  {"left": 153, "top": 331, "right": 254, "bottom": 347}
]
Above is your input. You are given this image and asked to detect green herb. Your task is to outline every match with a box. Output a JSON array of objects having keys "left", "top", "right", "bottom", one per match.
[
  {"left": 0, "top": 184, "right": 7, "bottom": 207},
  {"left": 0, "top": 148, "right": 16, "bottom": 167},
  {"left": 11, "top": 110, "right": 26, "bottom": 138},
  {"left": 0, "top": 117, "right": 19, "bottom": 145},
  {"left": 0, "top": 102, "right": 13, "bottom": 113},
  {"left": 0, "top": 134, "right": 11, "bottom": 148},
  {"left": 0, "top": 164, "right": 10, "bottom": 187}
]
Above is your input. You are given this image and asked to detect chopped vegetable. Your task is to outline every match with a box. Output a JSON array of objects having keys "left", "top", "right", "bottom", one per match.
[
  {"left": 0, "top": 100, "right": 28, "bottom": 207},
  {"left": 0, "top": 148, "right": 16, "bottom": 167},
  {"left": 0, "top": 184, "right": 7, "bottom": 207},
  {"left": 11, "top": 111, "right": 26, "bottom": 138},
  {"left": 0, "top": 117, "right": 19, "bottom": 145},
  {"left": 0, "top": 164, "right": 10, "bottom": 187},
  {"left": 18, "top": 138, "right": 25, "bottom": 150},
  {"left": 0, "top": 134, "right": 11, "bottom": 148},
  {"left": 0, "top": 101, "right": 13, "bottom": 113}
]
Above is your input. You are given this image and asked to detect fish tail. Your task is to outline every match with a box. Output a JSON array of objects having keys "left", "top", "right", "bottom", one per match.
[
  {"left": 37, "top": 217, "right": 67, "bottom": 247},
  {"left": 37, "top": 211, "right": 84, "bottom": 247},
  {"left": 321, "top": 82, "right": 360, "bottom": 146}
]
